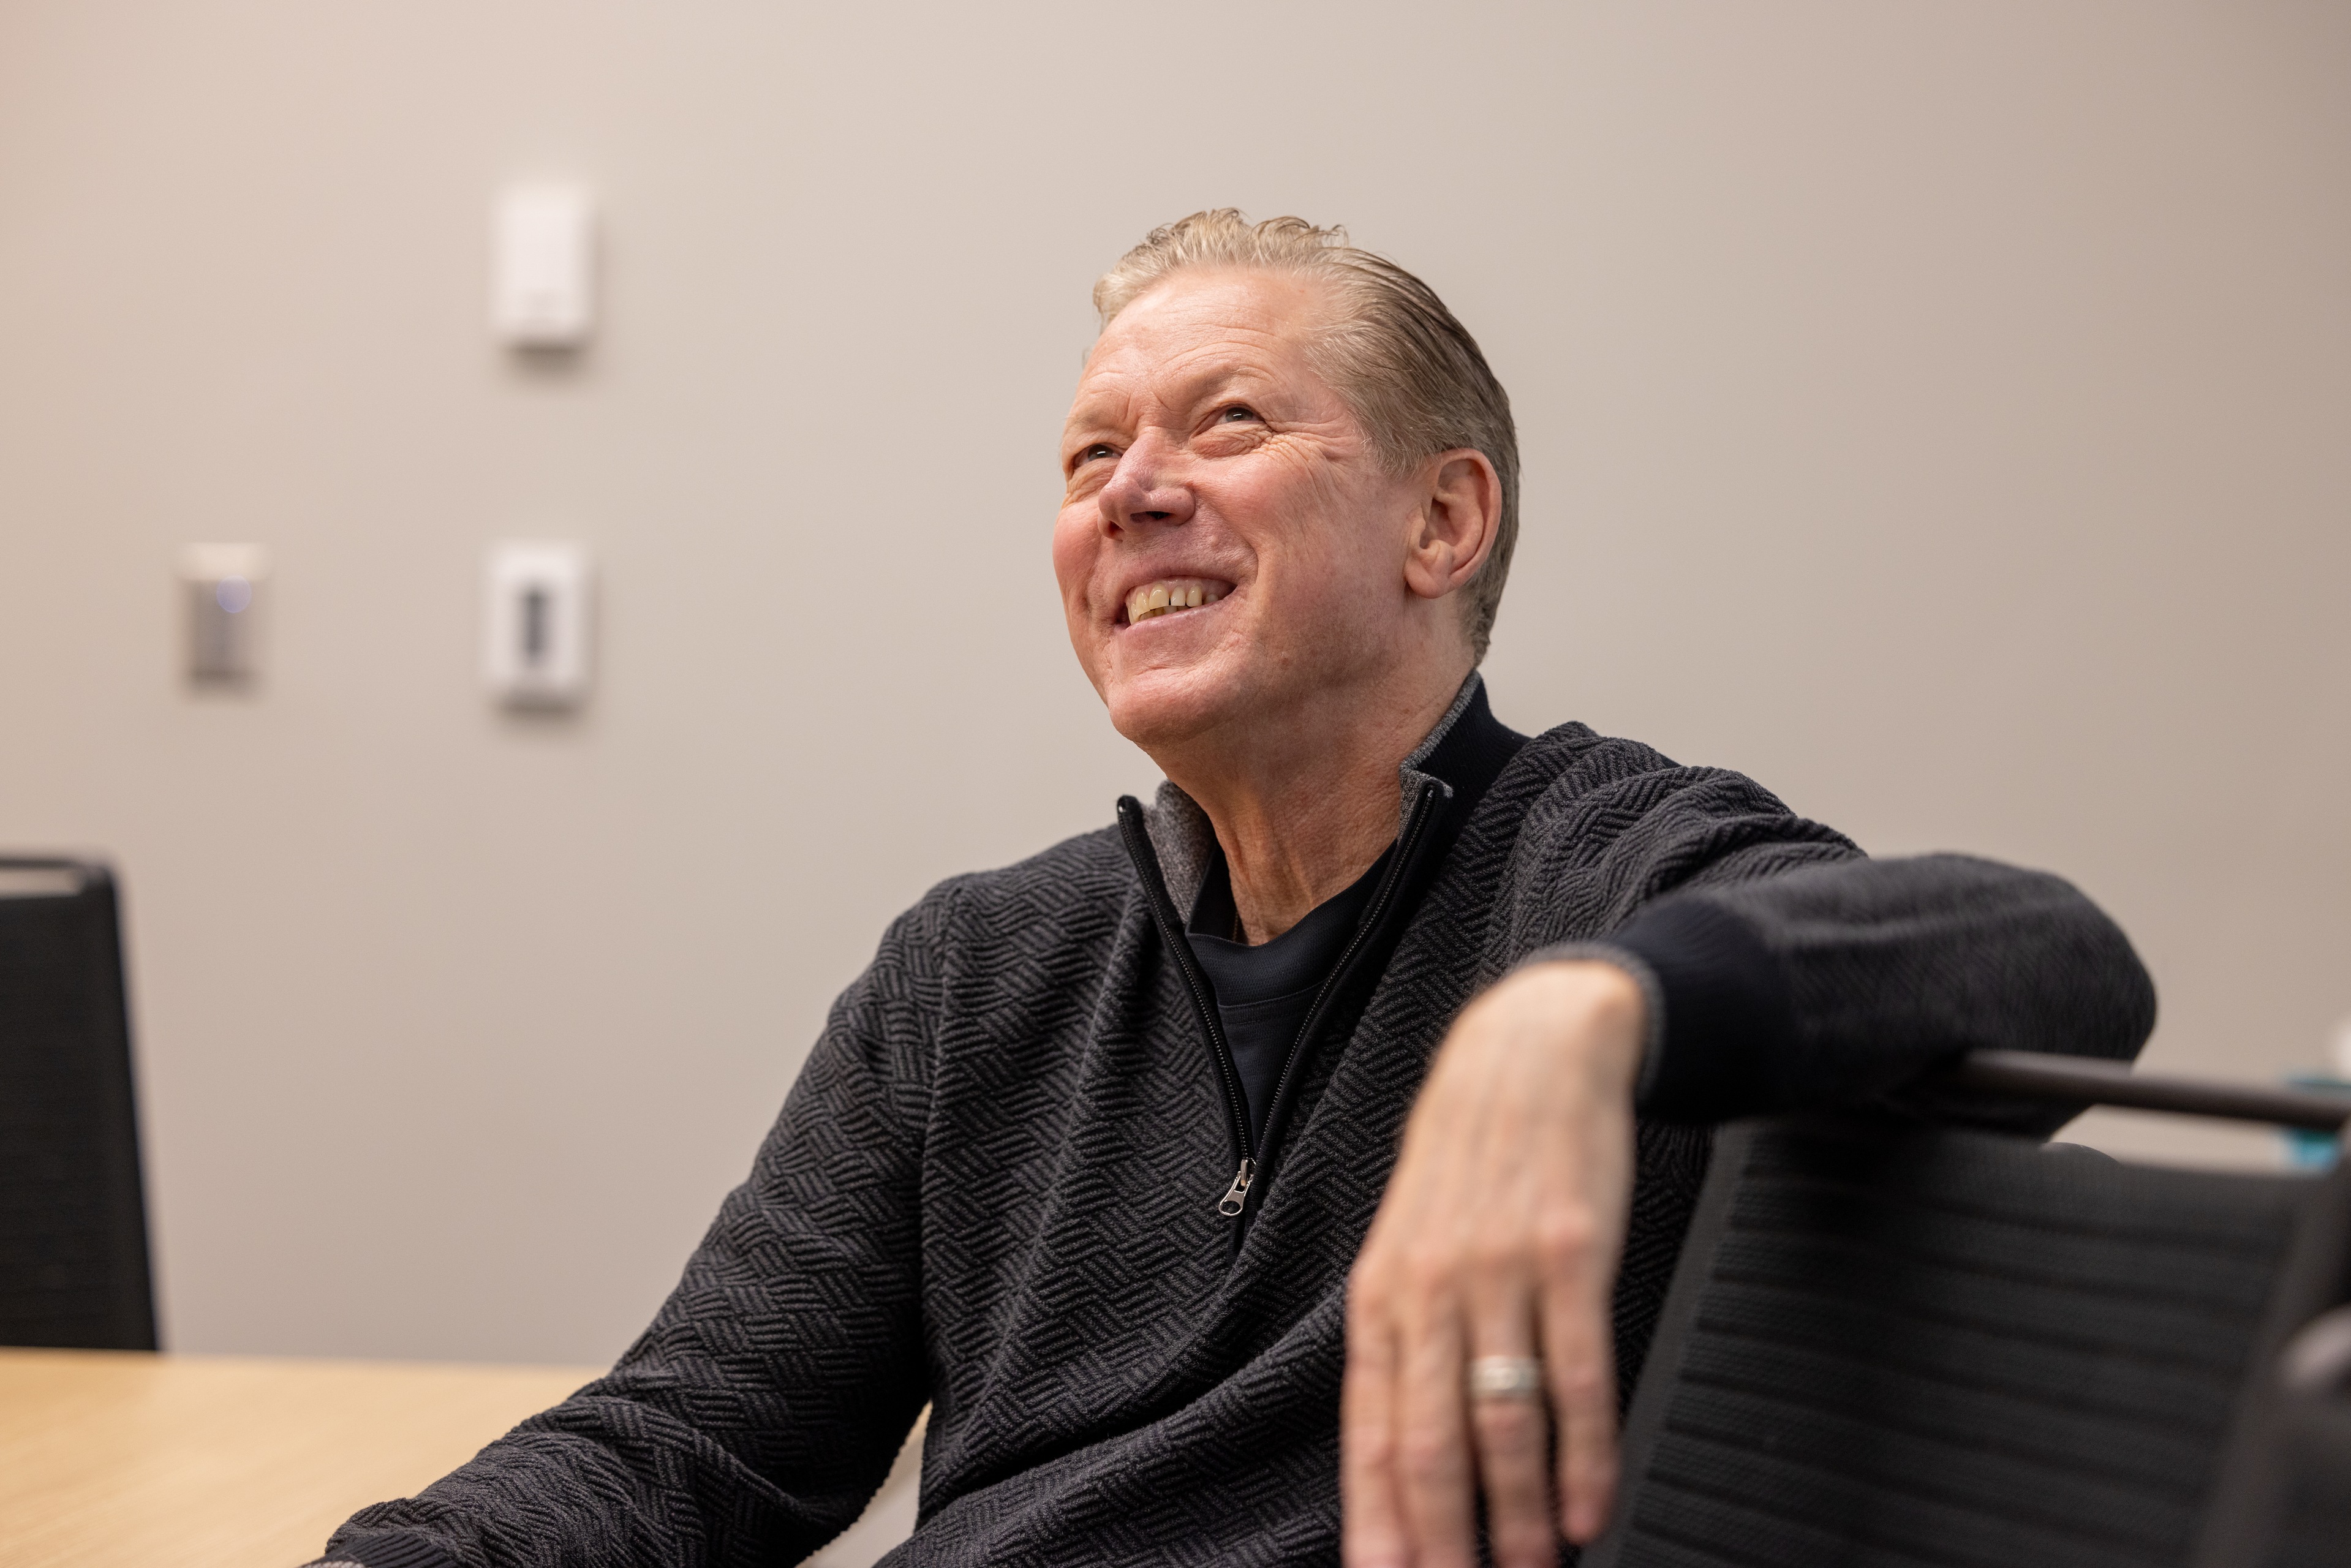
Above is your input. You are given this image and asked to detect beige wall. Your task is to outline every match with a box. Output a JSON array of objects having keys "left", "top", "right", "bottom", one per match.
[{"left": 1, "top": 2, "right": 2345, "bottom": 1365}]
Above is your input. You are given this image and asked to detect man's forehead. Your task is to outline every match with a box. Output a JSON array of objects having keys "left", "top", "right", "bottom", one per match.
[{"left": 1066, "top": 273, "right": 1335, "bottom": 428}]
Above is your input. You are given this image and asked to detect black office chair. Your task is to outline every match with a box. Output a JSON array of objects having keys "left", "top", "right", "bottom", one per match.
[
  {"left": 2195, "top": 1302, "right": 2351, "bottom": 1567},
  {"left": 0, "top": 858, "right": 159, "bottom": 1349},
  {"left": 1586, "top": 1053, "right": 2351, "bottom": 1568}
]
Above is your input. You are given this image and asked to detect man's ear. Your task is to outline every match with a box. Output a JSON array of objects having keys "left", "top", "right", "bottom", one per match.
[{"left": 1402, "top": 450, "right": 1501, "bottom": 601}]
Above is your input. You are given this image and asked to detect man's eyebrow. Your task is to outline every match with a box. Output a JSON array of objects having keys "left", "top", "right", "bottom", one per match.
[
  {"left": 1060, "top": 407, "right": 1126, "bottom": 454},
  {"left": 1159, "top": 360, "right": 1272, "bottom": 411},
  {"left": 1061, "top": 359, "right": 1280, "bottom": 447}
]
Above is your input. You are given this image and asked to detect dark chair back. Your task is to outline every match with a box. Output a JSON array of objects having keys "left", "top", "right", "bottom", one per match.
[
  {"left": 2197, "top": 1303, "right": 2351, "bottom": 1566},
  {"left": 0, "top": 859, "right": 158, "bottom": 1349},
  {"left": 1588, "top": 1104, "right": 2350, "bottom": 1568}
]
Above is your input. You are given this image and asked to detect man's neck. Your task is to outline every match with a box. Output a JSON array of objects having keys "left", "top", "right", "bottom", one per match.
[{"left": 1158, "top": 667, "right": 1471, "bottom": 944}]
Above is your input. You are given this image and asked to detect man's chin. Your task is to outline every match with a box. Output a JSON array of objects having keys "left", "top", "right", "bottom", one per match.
[{"left": 1101, "top": 663, "right": 1258, "bottom": 756}]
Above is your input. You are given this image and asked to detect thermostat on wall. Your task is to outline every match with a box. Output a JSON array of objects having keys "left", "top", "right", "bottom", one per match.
[
  {"left": 484, "top": 541, "right": 593, "bottom": 709},
  {"left": 492, "top": 184, "right": 595, "bottom": 349},
  {"left": 179, "top": 543, "right": 270, "bottom": 687}
]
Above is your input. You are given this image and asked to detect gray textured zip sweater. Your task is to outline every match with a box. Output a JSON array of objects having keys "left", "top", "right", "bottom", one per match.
[{"left": 319, "top": 680, "right": 2154, "bottom": 1568}]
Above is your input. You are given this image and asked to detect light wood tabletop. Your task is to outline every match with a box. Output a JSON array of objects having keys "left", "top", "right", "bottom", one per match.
[{"left": 0, "top": 1348, "right": 598, "bottom": 1568}]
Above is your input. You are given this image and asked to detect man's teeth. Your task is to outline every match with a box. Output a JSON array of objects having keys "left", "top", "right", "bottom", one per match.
[{"left": 1125, "top": 580, "right": 1228, "bottom": 624}]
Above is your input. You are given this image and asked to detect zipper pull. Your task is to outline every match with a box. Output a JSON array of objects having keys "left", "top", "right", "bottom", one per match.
[{"left": 1217, "top": 1158, "right": 1256, "bottom": 1217}]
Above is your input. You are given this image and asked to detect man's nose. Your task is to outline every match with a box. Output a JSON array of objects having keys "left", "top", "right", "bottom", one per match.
[{"left": 1096, "top": 435, "right": 1196, "bottom": 534}]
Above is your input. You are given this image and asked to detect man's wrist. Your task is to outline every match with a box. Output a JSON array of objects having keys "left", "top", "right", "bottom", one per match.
[
  {"left": 1514, "top": 944, "right": 1664, "bottom": 1101},
  {"left": 1500, "top": 957, "right": 1648, "bottom": 1093}
]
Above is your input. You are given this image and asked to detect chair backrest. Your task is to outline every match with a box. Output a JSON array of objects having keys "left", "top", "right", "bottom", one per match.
[
  {"left": 0, "top": 859, "right": 158, "bottom": 1349},
  {"left": 1587, "top": 1111, "right": 2350, "bottom": 1568},
  {"left": 2197, "top": 1303, "right": 2351, "bottom": 1566}
]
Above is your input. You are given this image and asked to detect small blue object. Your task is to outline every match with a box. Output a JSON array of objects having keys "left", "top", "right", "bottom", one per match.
[{"left": 2282, "top": 1075, "right": 2350, "bottom": 1170}]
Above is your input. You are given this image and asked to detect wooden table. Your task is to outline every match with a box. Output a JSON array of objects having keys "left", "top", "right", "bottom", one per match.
[{"left": 0, "top": 1348, "right": 598, "bottom": 1568}]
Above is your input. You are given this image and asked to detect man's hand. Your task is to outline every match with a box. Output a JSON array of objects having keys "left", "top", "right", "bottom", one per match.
[{"left": 1342, "top": 960, "right": 1645, "bottom": 1568}]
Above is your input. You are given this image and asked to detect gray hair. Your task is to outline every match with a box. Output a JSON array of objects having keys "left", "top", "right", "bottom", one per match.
[{"left": 1094, "top": 211, "right": 1520, "bottom": 663}]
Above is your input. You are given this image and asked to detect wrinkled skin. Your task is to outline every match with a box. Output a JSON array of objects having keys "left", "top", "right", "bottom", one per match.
[{"left": 1052, "top": 266, "right": 1647, "bottom": 1565}]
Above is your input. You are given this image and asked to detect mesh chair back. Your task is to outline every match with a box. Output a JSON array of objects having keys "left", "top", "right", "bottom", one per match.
[
  {"left": 2196, "top": 1303, "right": 2351, "bottom": 1567},
  {"left": 0, "top": 860, "right": 157, "bottom": 1349},
  {"left": 2260, "top": 1381, "right": 2351, "bottom": 1566},
  {"left": 1587, "top": 1114, "right": 2347, "bottom": 1568}
]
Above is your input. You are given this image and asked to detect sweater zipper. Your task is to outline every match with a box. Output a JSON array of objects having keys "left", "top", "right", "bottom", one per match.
[
  {"left": 1248, "top": 776, "right": 1447, "bottom": 1213},
  {"left": 1116, "top": 779, "right": 1450, "bottom": 1222},
  {"left": 1117, "top": 799, "right": 1259, "bottom": 1213}
]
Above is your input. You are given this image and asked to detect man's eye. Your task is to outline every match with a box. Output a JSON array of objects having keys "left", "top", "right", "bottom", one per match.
[
  {"left": 1218, "top": 405, "right": 1259, "bottom": 424},
  {"left": 1076, "top": 444, "right": 1118, "bottom": 467}
]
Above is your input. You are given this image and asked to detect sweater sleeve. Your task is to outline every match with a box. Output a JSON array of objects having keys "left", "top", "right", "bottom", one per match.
[
  {"left": 1606, "top": 853, "right": 2157, "bottom": 1125},
  {"left": 1517, "top": 760, "right": 2157, "bottom": 1129},
  {"left": 315, "top": 895, "right": 946, "bottom": 1568}
]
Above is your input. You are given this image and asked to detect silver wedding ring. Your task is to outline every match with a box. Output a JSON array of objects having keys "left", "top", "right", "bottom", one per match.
[{"left": 1466, "top": 1355, "right": 1544, "bottom": 1401}]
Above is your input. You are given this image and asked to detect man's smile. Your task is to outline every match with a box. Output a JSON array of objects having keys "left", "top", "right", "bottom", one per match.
[{"left": 1119, "top": 576, "right": 1234, "bottom": 627}]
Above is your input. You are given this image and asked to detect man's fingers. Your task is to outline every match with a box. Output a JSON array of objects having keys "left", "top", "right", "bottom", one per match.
[
  {"left": 1342, "top": 1293, "right": 1411, "bottom": 1568},
  {"left": 1394, "top": 1302, "right": 1477, "bottom": 1568},
  {"left": 1541, "top": 1286, "right": 1620, "bottom": 1544},
  {"left": 1343, "top": 962, "right": 1646, "bottom": 1567}
]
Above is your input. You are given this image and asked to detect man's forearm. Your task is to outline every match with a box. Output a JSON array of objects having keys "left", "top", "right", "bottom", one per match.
[{"left": 1542, "top": 853, "right": 2156, "bottom": 1124}]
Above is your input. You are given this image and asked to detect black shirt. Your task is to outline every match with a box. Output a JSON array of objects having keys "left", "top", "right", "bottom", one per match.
[{"left": 1185, "top": 845, "right": 1394, "bottom": 1147}]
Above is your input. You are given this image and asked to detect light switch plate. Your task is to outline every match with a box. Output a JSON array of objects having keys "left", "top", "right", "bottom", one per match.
[{"left": 484, "top": 541, "right": 593, "bottom": 709}]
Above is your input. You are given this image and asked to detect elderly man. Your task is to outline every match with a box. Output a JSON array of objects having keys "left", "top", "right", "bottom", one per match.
[{"left": 315, "top": 213, "right": 2152, "bottom": 1568}]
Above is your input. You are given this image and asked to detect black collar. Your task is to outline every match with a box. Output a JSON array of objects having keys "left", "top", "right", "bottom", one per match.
[{"left": 1410, "top": 677, "right": 1530, "bottom": 834}]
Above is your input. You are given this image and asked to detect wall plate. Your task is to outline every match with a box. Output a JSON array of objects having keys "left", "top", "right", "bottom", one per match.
[
  {"left": 483, "top": 541, "right": 593, "bottom": 709},
  {"left": 179, "top": 543, "right": 269, "bottom": 687}
]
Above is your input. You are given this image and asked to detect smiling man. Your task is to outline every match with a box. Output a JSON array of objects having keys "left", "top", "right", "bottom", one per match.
[{"left": 314, "top": 213, "right": 2154, "bottom": 1568}]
